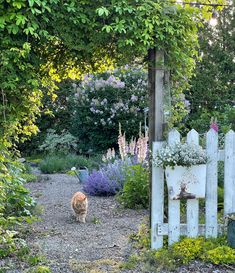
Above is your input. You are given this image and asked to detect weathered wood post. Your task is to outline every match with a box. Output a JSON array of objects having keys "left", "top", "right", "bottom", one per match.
[{"left": 149, "top": 49, "right": 165, "bottom": 249}]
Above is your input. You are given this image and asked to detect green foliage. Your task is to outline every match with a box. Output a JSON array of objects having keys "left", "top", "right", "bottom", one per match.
[
  {"left": 27, "top": 266, "right": 52, "bottom": 273},
  {"left": 148, "top": 236, "right": 233, "bottom": 270},
  {"left": 0, "top": 149, "right": 37, "bottom": 267},
  {"left": 0, "top": 228, "right": 28, "bottom": 258},
  {"left": 21, "top": 173, "right": 38, "bottom": 183},
  {"left": 0, "top": 0, "right": 60, "bottom": 145},
  {"left": 39, "top": 129, "right": 78, "bottom": 155},
  {"left": 130, "top": 223, "right": 150, "bottom": 250},
  {"left": 187, "top": 105, "right": 235, "bottom": 134},
  {"left": 201, "top": 246, "right": 235, "bottom": 265},
  {"left": 117, "top": 164, "right": 149, "bottom": 209},
  {"left": 70, "top": 68, "right": 148, "bottom": 153},
  {"left": 39, "top": 154, "right": 99, "bottom": 174},
  {"left": 129, "top": 224, "right": 234, "bottom": 271},
  {"left": 218, "top": 186, "right": 224, "bottom": 210},
  {"left": 0, "top": 163, "right": 36, "bottom": 217},
  {"left": 186, "top": 3, "right": 234, "bottom": 132},
  {"left": 1, "top": 0, "right": 222, "bottom": 151},
  {"left": 171, "top": 237, "right": 204, "bottom": 264}
]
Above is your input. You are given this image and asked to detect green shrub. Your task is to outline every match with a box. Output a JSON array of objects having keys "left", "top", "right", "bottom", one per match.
[
  {"left": 39, "top": 129, "right": 78, "bottom": 155},
  {"left": 129, "top": 223, "right": 234, "bottom": 272},
  {"left": 21, "top": 173, "right": 38, "bottom": 183},
  {"left": 202, "top": 246, "right": 235, "bottom": 265},
  {"left": 39, "top": 154, "right": 99, "bottom": 174},
  {"left": 171, "top": 237, "right": 204, "bottom": 264},
  {"left": 0, "top": 164, "right": 36, "bottom": 217},
  {"left": 148, "top": 236, "right": 233, "bottom": 270},
  {"left": 117, "top": 164, "right": 149, "bottom": 209},
  {"left": 70, "top": 68, "right": 148, "bottom": 153}
]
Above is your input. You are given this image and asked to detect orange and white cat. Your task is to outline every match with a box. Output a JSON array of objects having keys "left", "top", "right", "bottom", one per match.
[{"left": 71, "top": 192, "right": 88, "bottom": 223}]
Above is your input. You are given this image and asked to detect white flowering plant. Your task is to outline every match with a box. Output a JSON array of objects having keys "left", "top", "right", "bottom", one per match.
[{"left": 153, "top": 142, "right": 207, "bottom": 169}]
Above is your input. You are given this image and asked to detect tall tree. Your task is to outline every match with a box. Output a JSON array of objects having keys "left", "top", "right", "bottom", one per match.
[{"left": 186, "top": 1, "right": 235, "bottom": 132}]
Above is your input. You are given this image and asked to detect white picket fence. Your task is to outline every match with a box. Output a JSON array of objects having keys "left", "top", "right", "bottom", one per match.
[{"left": 151, "top": 129, "right": 235, "bottom": 249}]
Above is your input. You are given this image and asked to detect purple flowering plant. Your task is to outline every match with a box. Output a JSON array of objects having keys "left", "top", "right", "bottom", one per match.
[
  {"left": 83, "top": 159, "right": 132, "bottom": 196},
  {"left": 83, "top": 125, "right": 149, "bottom": 196},
  {"left": 70, "top": 67, "right": 148, "bottom": 153}
]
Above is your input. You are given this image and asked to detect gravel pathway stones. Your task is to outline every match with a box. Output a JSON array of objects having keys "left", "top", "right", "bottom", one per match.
[
  {"left": 26, "top": 173, "right": 148, "bottom": 273},
  {"left": 3, "top": 171, "right": 233, "bottom": 273}
]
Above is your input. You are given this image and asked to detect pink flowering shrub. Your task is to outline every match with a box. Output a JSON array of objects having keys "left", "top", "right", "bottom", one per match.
[{"left": 70, "top": 67, "right": 148, "bottom": 153}]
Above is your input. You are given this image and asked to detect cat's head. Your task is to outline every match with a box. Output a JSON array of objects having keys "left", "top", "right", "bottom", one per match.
[{"left": 73, "top": 191, "right": 87, "bottom": 201}]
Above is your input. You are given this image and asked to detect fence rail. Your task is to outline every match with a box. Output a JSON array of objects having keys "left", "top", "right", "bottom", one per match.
[{"left": 151, "top": 129, "right": 235, "bottom": 249}]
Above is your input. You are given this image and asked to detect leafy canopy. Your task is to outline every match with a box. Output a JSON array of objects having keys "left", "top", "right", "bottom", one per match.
[{"left": 0, "top": 0, "right": 226, "bottom": 145}]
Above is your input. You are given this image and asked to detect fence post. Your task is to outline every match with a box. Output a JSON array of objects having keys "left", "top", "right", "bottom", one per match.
[
  {"left": 206, "top": 129, "right": 218, "bottom": 237},
  {"left": 186, "top": 129, "right": 200, "bottom": 237},
  {"left": 151, "top": 141, "right": 165, "bottom": 249},
  {"left": 168, "top": 129, "right": 181, "bottom": 244},
  {"left": 224, "top": 130, "right": 235, "bottom": 216}
]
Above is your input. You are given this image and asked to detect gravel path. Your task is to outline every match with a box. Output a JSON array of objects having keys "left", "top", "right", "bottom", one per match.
[
  {"left": 26, "top": 173, "right": 148, "bottom": 272},
  {"left": 4, "top": 171, "right": 232, "bottom": 273}
]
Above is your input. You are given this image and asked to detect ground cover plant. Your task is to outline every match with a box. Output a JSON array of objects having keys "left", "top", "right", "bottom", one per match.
[{"left": 125, "top": 223, "right": 235, "bottom": 272}]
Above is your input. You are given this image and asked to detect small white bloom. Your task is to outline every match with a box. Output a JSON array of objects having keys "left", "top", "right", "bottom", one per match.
[{"left": 71, "top": 167, "right": 76, "bottom": 171}]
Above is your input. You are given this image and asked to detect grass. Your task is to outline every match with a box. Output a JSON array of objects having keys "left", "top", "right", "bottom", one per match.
[
  {"left": 39, "top": 154, "right": 102, "bottom": 174},
  {"left": 69, "top": 258, "right": 122, "bottom": 273}
]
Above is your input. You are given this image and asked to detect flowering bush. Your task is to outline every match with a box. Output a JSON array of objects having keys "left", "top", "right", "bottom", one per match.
[
  {"left": 117, "top": 123, "right": 148, "bottom": 164},
  {"left": 83, "top": 124, "right": 149, "bottom": 196},
  {"left": 83, "top": 159, "right": 130, "bottom": 196},
  {"left": 70, "top": 67, "right": 148, "bottom": 153},
  {"left": 39, "top": 129, "right": 78, "bottom": 155},
  {"left": 153, "top": 142, "right": 207, "bottom": 168}
]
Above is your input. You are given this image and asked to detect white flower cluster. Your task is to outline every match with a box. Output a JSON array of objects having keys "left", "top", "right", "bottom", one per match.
[{"left": 153, "top": 142, "right": 207, "bottom": 168}]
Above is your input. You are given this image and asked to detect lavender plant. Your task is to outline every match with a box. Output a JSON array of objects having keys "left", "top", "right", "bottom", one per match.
[{"left": 83, "top": 159, "right": 130, "bottom": 196}]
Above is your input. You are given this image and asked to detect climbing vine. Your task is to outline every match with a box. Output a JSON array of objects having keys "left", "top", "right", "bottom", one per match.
[{"left": 0, "top": 0, "right": 226, "bottom": 145}]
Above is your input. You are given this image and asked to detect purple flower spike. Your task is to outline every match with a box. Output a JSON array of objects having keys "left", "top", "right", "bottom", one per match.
[{"left": 210, "top": 122, "right": 219, "bottom": 132}]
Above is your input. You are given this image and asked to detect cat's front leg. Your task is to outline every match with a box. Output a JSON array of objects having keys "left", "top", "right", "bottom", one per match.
[{"left": 78, "top": 214, "right": 86, "bottom": 223}]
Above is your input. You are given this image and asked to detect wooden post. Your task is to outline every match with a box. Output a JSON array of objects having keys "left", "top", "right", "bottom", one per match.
[
  {"left": 149, "top": 49, "right": 165, "bottom": 249},
  {"left": 148, "top": 48, "right": 165, "bottom": 144}
]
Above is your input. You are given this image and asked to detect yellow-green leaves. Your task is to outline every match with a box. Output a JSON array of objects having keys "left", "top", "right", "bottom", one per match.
[{"left": 96, "top": 7, "right": 110, "bottom": 16}]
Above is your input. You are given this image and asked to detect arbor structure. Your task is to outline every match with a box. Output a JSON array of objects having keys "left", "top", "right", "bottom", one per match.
[{"left": 0, "top": 0, "right": 226, "bottom": 147}]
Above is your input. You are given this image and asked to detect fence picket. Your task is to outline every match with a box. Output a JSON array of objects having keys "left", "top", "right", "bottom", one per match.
[
  {"left": 168, "top": 129, "right": 181, "bottom": 244},
  {"left": 151, "top": 141, "right": 165, "bottom": 249},
  {"left": 186, "top": 129, "right": 199, "bottom": 237},
  {"left": 206, "top": 129, "right": 218, "bottom": 237},
  {"left": 224, "top": 130, "right": 235, "bottom": 216},
  {"left": 151, "top": 128, "right": 235, "bottom": 248}
]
